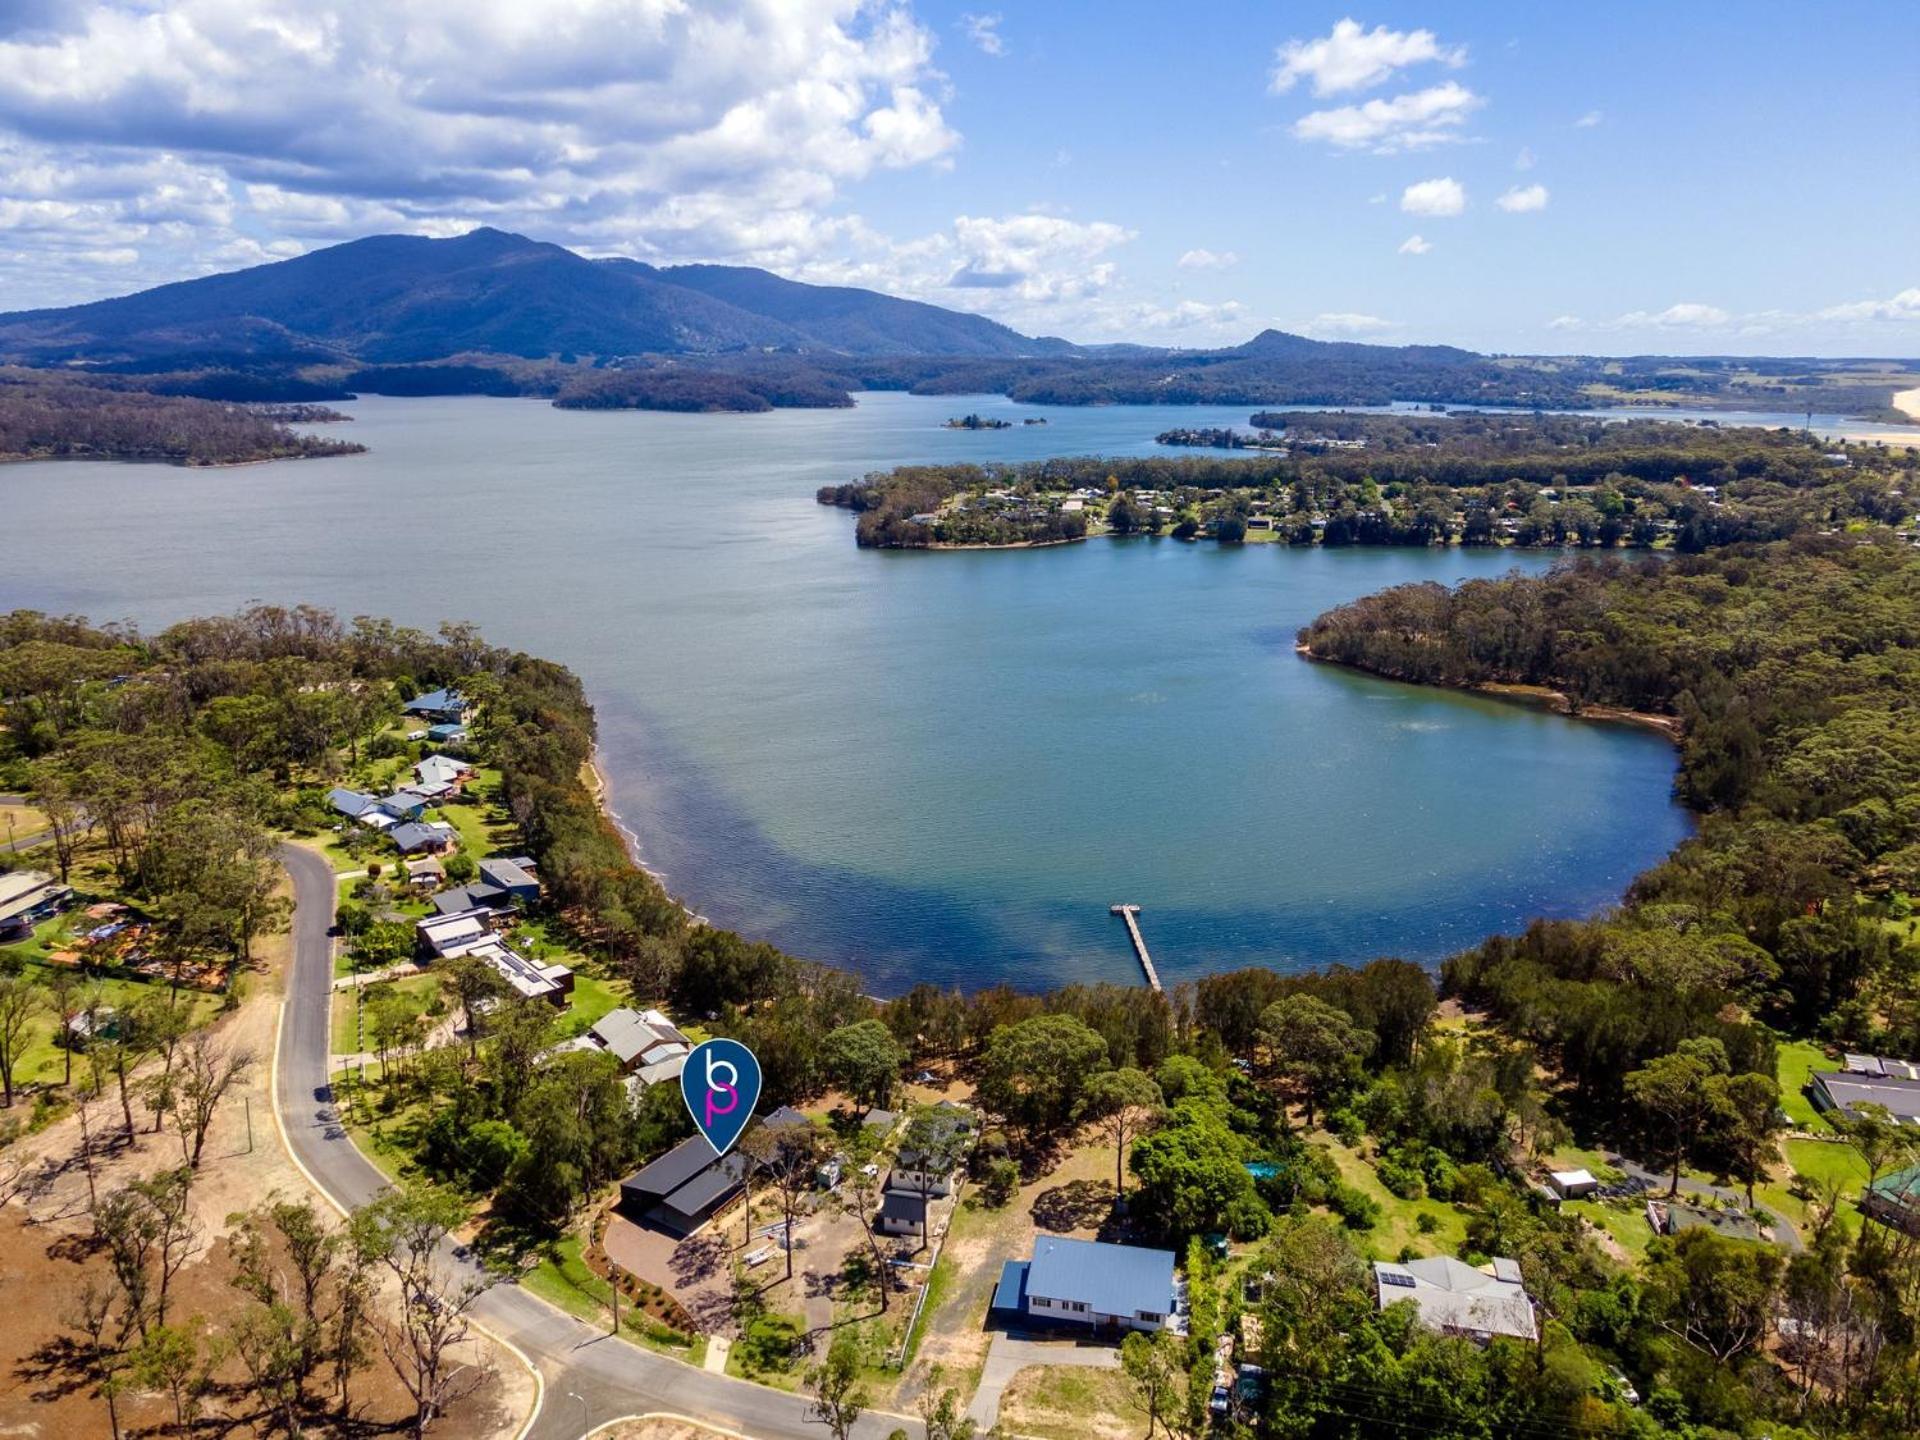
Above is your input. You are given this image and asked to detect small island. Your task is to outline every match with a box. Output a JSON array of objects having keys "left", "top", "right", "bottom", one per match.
[
  {"left": 944, "top": 412, "right": 1012, "bottom": 430},
  {"left": 1156, "top": 425, "right": 1283, "bottom": 450}
]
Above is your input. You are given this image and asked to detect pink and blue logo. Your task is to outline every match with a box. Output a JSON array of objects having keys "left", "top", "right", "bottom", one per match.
[{"left": 681, "top": 1038, "right": 761, "bottom": 1156}]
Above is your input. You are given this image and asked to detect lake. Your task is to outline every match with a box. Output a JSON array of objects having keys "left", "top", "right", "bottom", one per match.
[{"left": 0, "top": 392, "right": 1694, "bottom": 993}]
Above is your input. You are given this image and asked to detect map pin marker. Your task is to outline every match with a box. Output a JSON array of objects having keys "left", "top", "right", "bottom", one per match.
[{"left": 682, "top": 1038, "right": 762, "bottom": 1156}]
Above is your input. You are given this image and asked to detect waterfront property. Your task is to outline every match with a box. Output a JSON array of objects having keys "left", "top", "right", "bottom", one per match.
[
  {"left": 1809, "top": 1055, "right": 1920, "bottom": 1126},
  {"left": 877, "top": 1187, "right": 930, "bottom": 1237},
  {"left": 993, "top": 1236, "right": 1179, "bottom": 1334},
  {"left": 587, "top": 1006, "right": 692, "bottom": 1083},
  {"left": 403, "top": 687, "right": 471, "bottom": 725},
  {"left": 414, "top": 907, "right": 572, "bottom": 1004},
  {"left": 1373, "top": 1257, "right": 1537, "bottom": 1344}
]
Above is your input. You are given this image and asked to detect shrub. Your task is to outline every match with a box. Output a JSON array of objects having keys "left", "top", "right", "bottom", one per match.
[
  {"left": 1327, "top": 1182, "right": 1380, "bottom": 1231},
  {"left": 1416, "top": 1211, "right": 1441, "bottom": 1235},
  {"left": 978, "top": 1157, "right": 1020, "bottom": 1208}
]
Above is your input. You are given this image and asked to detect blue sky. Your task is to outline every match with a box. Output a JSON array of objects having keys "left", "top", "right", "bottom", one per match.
[{"left": 0, "top": 3, "right": 1914, "bottom": 354}]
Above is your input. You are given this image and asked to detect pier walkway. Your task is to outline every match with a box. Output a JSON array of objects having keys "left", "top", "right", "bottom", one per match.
[{"left": 1109, "top": 903, "right": 1162, "bottom": 991}]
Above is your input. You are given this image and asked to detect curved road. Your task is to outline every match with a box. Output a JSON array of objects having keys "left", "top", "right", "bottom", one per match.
[{"left": 275, "top": 843, "right": 919, "bottom": 1440}]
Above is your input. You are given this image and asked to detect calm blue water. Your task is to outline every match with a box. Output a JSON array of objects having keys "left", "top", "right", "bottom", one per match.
[{"left": 0, "top": 392, "right": 1692, "bottom": 993}]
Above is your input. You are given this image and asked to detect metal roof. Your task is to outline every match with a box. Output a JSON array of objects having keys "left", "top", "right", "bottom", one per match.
[
  {"left": 879, "top": 1189, "right": 928, "bottom": 1223},
  {"left": 1025, "top": 1237, "right": 1176, "bottom": 1320},
  {"left": 1372, "top": 1257, "right": 1536, "bottom": 1341},
  {"left": 992, "top": 1261, "right": 1031, "bottom": 1312},
  {"left": 478, "top": 856, "right": 538, "bottom": 891}
]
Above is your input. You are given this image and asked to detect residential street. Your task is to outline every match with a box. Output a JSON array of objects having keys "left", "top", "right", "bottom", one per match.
[{"left": 274, "top": 842, "right": 921, "bottom": 1440}]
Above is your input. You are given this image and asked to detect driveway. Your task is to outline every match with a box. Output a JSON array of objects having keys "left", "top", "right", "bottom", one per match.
[
  {"left": 965, "top": 1330, "right": 1121, "bottom": 1432},
  {"left": 274, "top": 842, "right": 921, "bottom": 1440}
]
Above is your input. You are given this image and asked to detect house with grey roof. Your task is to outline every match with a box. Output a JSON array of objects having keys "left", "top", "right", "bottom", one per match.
[
  {"left": 432, "top": 881, "right": 511, "bottom": 916},
  {"left": 0, "top": 869, "right": 73, "bottom": 941},
  {"left": 477, "top": 856, "right": 540, "bottom": 903},
  {"left": 1810, "top": 1059, "right": 1920, "bottom": 1127},
  {"left": 1863, "top": 1164, "right": 1920, "bottom": 1237},
  {"left": 413, "top": 754, "right": 474, "bottom": 792},
  {"left": 389, "top": 821, "right": 452, "bottom": 854},
  {"left": 1373, "top": 1256, "right": 1537, "bottom": 1343},
  {"left": 878, "top": 1188, "right": 930, "bottom": 1237},
  {"left": 327, "top": 786, "right": 379, "bottom": 820},
  {"left": 619, "top": 1136, "right": 747, "bottom": 1235},
  {"left": 993, "top": 1236, "right": 1179, "bottom": 1333},
  {"left": 588, "top": 1007, "right": 691, "bottom": 1081}
]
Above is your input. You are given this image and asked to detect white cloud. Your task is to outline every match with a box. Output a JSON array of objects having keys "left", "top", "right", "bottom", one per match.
[
  {"left": 1269, "top": 19, "right": 1464, "bottom": 96},
  {"left": 0, "top": 0, "right": 963, "bottom": 305},
  {"left": 1496, "top": 183, "right": 1550, "bottom": 213},
  {"left": 1818, "top": 287, "right": 1920, "bottom": 323},
  {"left": 960, "top": 12, "right": 1004, "bottom": 57},
  {"left": 1300, "top": 312, "right": 1394, "bottom": 337},
  {"left": 1574, "top": 109, "right": 1604, "bottom": 128},
  {"left": 1613, "top": 302, "right": 1732, "bottom": 330},
  {"left": 943, "top": 213, "right": 1134, "bottom": 303},
  {"left": 1293, "top": 81, "right": 1482, "bottom": 152},
  {"left": 1400, "top": 177, "right": 1466, "bottom": 217},
  {"left": 1548, "top": 315, "right": 1584, "bottom": 331},
  {"left": 1177, "top": 247, "right": 1238, "bottom": 270},
  {"left": 1514, "top": 145, "right": 1536, "bottom": 170},
  {"left": 1398, "top": 234, "right": 1432, "bottom": 255}
]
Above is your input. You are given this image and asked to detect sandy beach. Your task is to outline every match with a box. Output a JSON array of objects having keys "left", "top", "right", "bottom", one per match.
[{"left": 1895, "top": 386, "right": 1920, "bottom": 422}]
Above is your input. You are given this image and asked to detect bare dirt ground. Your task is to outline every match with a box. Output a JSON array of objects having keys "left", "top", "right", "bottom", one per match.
[
  {"left": 0, "top": 867, "right": 535, "bottom": 1438},
  {"left": 595, "top": 1418, "right": 740, "bottom": 1440}
]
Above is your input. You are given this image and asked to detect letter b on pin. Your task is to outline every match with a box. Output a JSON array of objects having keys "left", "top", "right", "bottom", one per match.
[{"left": 682, "top": 1038, "right": 762, "bottom": 1156}]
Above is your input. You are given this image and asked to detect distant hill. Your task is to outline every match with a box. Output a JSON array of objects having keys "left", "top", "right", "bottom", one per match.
[{"left": 0, "top": 228, "right": 1073, "bottom": 365}]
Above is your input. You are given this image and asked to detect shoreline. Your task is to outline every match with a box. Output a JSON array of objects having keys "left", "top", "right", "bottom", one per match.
[
  {"left": 1294, "top": 642, "right": 1683, "bottom": 738},
  {"left": 1896, "top": 386, "right": 1920, "bottom": 422},
  {"left": 585, "top": 746, "right": 708, "bottom": 925}
]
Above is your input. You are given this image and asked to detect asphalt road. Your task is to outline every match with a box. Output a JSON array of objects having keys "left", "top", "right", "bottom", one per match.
[{"left": 274, "top": 842, "right": 921, "bottom": 1440}]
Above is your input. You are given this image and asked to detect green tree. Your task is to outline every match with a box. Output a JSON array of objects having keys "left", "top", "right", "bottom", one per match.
[
  {"left": 1709, "top": 1070, "right": 1784, "bottom": 1208},
  {"left": 804, "top": 1332, "right": 868, "bottom": 1440},
  {"left": 1626, "top": 1037, "right": 1729, "bottom": 1197},
  {"left": 1257, "top": 994, "right": 1373, "bottom": 1127},
  {"left": 1120, "top": 1328, "right": 1189, "bottom": 1440},
  {"left": 0, "top": 971, "right": 45, "bottom": 1108},
  {"left": 977, "top": 1013, "right": 1109, "bottom": 1149},
  {"left": 1085, "top": 1066, "right": 1165, "bottom": 1203},
  {"left": 821, "top": 1018, "right": 906, "bottom": 1113}
]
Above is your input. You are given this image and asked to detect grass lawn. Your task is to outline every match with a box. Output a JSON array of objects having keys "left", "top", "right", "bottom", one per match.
[
  {"left": 1, "top": 800, "right": 47, "bottom": 842},
  {"left": 521, "top": 1229, "right": 703, "bottom": 1363},
  {"left": 998, "top": 1365, "right": 1143, "bottom": 1440},
  {"left": 1563, "top": 1199, "right": 1658, "bottom": 1262},
  {"left": 1323, "top": 1140, "right": 1470, "bottom": 1259},
  {"left": 1776, "top": 1040, "right": 1836, "bottom": 1130},
  {"left": 332, "top": 972, "right": 442, "bottom": 1055},
  {"left": 555, "top": 972, "right": 628, "bottom": 1039}
]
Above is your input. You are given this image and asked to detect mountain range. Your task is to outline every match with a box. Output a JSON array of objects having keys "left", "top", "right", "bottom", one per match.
[{"left": 0, "top": 227, "right": 1081, "bottom": 365}]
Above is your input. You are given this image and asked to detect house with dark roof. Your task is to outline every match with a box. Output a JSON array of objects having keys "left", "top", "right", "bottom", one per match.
[
  {"left": 1810, "top": 1058, "right": 1920, "bottom": 1127},
  {"left": 993, "top": 1236, "right": 1178, "bottom": 1333},
  {"left": 1373, "top": 1256, "right": 1537, "bottom": 1343},
  {"left": 327, "top": 787, "right": 379, "bottom": 820},
  {"left": 0, "top": 870, "right": 73, "bottom": 941},
  {"left": 477, "top": 856, "right": 540, "bottom": 904},
  {"left": 432, "top": 881, "right": 513, "bottom": 916},
  {"left": 618, "top": 1135, "right": 747, "bottom": 1235},
  {"left": 878, "top": 1188, "right": 930, "bottom": 1237},
  {"left": 403, "top": 688, "right": 471, "bottom": 724},
  {"left": 1863, "top": 1164, "right": 1920, "bottom": 1237}
]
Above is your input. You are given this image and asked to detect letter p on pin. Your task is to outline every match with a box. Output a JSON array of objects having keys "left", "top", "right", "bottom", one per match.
[{"left": 682, "top": 1038, "right": 761, "bottom": 1156}]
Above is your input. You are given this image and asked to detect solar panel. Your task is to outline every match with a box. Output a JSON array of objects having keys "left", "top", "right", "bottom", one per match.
[{"left": 1381, "top": 1272, "right": 1417, "bottom": 1288}]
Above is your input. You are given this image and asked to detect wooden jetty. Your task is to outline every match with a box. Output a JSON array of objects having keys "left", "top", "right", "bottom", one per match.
[{"left": 1109, "top": 903, "right": 1162, "bottom": 992}]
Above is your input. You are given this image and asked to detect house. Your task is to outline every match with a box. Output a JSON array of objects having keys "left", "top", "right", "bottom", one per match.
[
  {"left": 1645, "top": 1199, "right": 1763, "bottom": 1243},
  {"left": 417, "top": 908, "right": 495, "bottom": 959},
  {"left": 861, "top": 1108, "right": 899, "bottom": 1136},
  {"left": 403, "top": 688, "right": 470, "bottom": 725},
  {"left": 1548, "top": 1168, "right": 1599, "bottom": 1200},
  {"left": 1809, "top": 1060, "right": 1920, "bottom": 1127},
  {"left": 327, "top": 787, "right": 380, "bottom": 821},
  {"left": 618, "top": 1135, "right": 748, "bottom": 1235},
  {"left": 588, "top": 1007, "right": 691, "bottom": 1082},
  {"left": 427, "top": 722, "right": 470, "bottom": 744},
  {"left": 892, "top": 1112, "right": 972, "bottom": 1197},
  {"left": 993, "top": 1237, "right": 1179, "bottom": 1333},
  {"left": 375, "top": 792, "right": 429, "bottom": 823},
  {"left": 0, "top": 869, "right": 75, "bottom": 940},
  {"left": 413, "top": 754, "right": 474, "bottom": 792},
  {"left": 432, "top": 882, "right": 512, "bottom": 915},
  {"left": 389, "top": 821, "right": 452, "bottom": 855},
  {"left": 1372, "top": 1257, "right": 1537, "bottom": 1343},
  {"left": 403, "top": 856, "right": 445, "bottom": 889},
  {"left": 878, "top": 1187, "right": 930, "bottom": 1237},
  {"left": 1862, "top": 1164, "right": 1920, "bottom": 1237},
  {"left": 477, "top": 856, "right": 540, "bottom": 904},
  {"left": 464, "top": 938, "right": 572, "bottom": 1004}
]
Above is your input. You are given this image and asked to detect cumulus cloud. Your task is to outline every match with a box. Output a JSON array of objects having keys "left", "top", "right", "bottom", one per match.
[
  {"left": 1614, "top": 302, "right": 1732, "bottom": 329},
  {"left": 942, "top": 213, "right": 1133, "bottom": 302},
  {"left": 1400, "top": 177, "right": 1466, "bottom": 217},
  {"left": 1177, "top": 247, "right": 1238, "bottom": 270},
  {"left": 1269, "top": 18, "right": 1465, "bottom": 96},
  {"left": 1293, "top": 81, "right": 1482, "bottom": 152},
  {"left": 961, "top": 12, "right": 1004, "bottom": 56},
  {"left": 1398, "top": 234, "right": 1432, "bottom": 255},
  {"left": 1496, "top": 183, "right": 1550, "bottom": 213},
  {"left": 1548, "top": 314, "right": 1584, "bottom": 331},
  {"left": 1574, "top": 109, "right": 1604, "bottom": 128},
  {"left": 1300, "top": 312, "right": 1393, "bottom": 337},
  {"left": 1819, "top": 287, "right": 1920, "bottom": 323},
  {"left": 0, "top": 0, "right": 963, "bottom": 304}
]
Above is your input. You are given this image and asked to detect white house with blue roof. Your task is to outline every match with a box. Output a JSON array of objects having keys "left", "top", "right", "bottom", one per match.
[{"left": 993, "top": 1235, "right": 1178, "bottom": 1333}]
